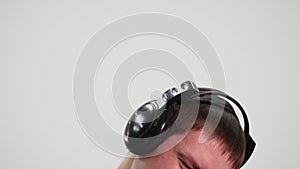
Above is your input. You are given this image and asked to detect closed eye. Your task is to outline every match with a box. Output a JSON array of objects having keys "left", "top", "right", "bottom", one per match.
[{"left": 179, "top": 158, "right": 192, "bottom": 169}]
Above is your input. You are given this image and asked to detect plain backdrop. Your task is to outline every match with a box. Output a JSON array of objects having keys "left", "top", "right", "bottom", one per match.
[{"left": 1, "top": 0, "right": 300, "bottom": 168}]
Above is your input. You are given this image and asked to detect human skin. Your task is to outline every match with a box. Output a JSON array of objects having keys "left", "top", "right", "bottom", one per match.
[{"left": 127, "top": 130, "right": 233, "bottom": 169}]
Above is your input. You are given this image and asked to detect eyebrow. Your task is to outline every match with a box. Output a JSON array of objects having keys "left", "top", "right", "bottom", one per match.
[{"left": 177, "top": 151, "right": 204, "bottom": 169}]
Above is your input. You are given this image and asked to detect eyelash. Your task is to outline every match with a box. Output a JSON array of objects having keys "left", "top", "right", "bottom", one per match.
[{"left": 178, "top": 158, "right": 192, "bottom": 169}]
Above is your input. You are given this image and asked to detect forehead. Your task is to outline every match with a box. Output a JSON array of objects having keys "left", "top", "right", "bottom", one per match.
[{"left": 174, "top": 130, "right": 233, "bottom": 169}]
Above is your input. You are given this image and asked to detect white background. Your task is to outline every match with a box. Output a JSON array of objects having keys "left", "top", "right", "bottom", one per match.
[{"left": 1, "top": 0, "right": 299, "bottom": 168}]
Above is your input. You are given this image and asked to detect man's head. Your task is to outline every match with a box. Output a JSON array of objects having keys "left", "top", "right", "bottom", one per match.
[
  {"left": 130, "top": 100, "right": 246, "bottom": 169},
  {"left": 123, "top": 82, "right": 255, "bottom": 169}
]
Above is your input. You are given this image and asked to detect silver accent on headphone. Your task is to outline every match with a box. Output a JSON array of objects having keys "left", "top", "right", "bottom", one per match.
[
  {"left": 130, "top": 81, "right": 199, "bottom": 124},
  {"left": 155, "top": 81, "right": 198, "bottom": 109}
]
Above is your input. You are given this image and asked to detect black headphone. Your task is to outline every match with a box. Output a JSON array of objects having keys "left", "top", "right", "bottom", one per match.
[{"left": 124, "top": 81, "right": 256, "bottom": 167}]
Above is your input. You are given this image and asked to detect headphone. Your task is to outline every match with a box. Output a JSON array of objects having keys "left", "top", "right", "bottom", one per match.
[{"left": 124, "top": 81, "right": 256, "bottom": 167}]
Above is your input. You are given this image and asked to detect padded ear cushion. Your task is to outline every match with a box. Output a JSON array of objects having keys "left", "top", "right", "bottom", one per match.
[{"left": 244, "top": 135, "right": 256, "bottom": 166}]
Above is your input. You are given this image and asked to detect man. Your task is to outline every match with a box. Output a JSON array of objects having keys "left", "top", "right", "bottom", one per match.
[{"left": 119, "top": 82, "right": 255, "bottom": 169}]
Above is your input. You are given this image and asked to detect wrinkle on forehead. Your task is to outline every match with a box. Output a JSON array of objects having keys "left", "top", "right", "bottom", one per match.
[{"left": 176, "top": 130, "right": 234, "bottom": 169}]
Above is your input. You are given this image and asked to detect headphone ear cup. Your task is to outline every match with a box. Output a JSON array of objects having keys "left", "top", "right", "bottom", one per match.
[
  {"left": 124, "top": 121, "right": 166, "bottom": 156},
  {"left": 123, "top": 106, "right": 171, "bottom": 156},
  {"left": 242, "top": 135, "right": 256, "bottom": 167},
  {"left": 124, "top": 98, "right": 185, "bottom": 156}
]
